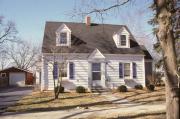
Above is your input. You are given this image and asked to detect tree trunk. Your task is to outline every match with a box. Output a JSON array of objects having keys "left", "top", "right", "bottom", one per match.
[{"left": 155, "top": 0, "right": 179, "bottom": 119}]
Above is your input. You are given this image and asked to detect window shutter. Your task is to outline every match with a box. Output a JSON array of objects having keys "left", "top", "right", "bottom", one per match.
[
  {"left": 133, "top": 62, "right": 137, "bottom": 78},
  {"left": 53, "top": 62, "right": 58, "bottom": 80},
  {"left": 69, "top": 62, "right": 74, "bottom": 79},
  {"left": 119, "top": 63, "right": 123, "bottom": 78}
]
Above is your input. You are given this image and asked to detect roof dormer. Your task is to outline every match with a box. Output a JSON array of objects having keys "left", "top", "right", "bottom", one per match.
[
  {"left": 56, "top": 24, "right": 71, "bottom": 46},
  {"left": 113, "top": 27, "right": 130, "bottom": 48}
]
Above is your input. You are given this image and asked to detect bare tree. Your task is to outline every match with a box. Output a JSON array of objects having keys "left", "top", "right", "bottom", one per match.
[
  {"left": 0, "top": 16, "right": 17, "bottom": 46},
  {"left": 0, "top": 49, "right": 9, "bottom": 70},
  {"left": 71, "top": 0, "right": 179, "bottom": 119},
  {"left": 8, "top": 40, "right": 40, "bottom": 70}
]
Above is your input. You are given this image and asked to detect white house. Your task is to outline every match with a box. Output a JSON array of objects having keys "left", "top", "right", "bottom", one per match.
[{"left": 40, "top": 17, "right": 153, "bottom": 91}]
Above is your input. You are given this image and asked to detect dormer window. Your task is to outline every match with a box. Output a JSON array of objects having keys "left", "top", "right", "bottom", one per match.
[
  {"left": 60, "top": 32, "right": 67, "bottom": 44},
  {"left": 113, "top": 27, "right": 130, "bottom": 48},
  {"left": 120, "top": 35, "right": 126, "bottom": 46},
  {"left": 56, "top": 24, "right": 71, "bottom": 46}
]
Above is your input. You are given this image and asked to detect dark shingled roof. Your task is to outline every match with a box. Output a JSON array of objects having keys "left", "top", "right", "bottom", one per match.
[
  {"left": 140, "top": 45, "right": 153, "bottom": 60},
  {"left": 42, "top": 21, "right": 152, "bottom": 59}
]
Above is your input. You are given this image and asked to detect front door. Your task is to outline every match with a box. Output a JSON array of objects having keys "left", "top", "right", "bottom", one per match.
[{"left": 92, "top": 63, "right": 101, "bottom": 86}]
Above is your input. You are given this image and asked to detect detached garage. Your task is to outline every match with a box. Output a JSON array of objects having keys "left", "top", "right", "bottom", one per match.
[{"left": 0, "top": 67, "right": 34, "bottom": 87}]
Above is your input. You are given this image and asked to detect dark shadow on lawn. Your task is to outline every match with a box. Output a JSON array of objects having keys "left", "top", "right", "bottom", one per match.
[{"left": 1, "top": 87, "right": 165, "bottom": 117}]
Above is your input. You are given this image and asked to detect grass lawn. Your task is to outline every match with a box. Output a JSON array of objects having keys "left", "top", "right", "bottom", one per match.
[
  {"left": 6, "top": 86, "right": 166, "bottom": 119},
  {"left": 113, "top": 86, "right": 165, "bottom": 105},
  {"left": 6, "top": 91, "right": 105, "bottom": 113}
]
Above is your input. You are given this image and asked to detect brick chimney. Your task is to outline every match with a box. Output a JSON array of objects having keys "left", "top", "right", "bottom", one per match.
[{"left": 85, "top": 16, "right": 91, "bottom": 26}]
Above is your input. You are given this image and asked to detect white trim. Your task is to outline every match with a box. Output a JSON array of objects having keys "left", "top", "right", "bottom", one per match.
[
  {"left": 119, "top": 35, "right": 128, "bottom": 48},
  {"left": 123, "top": 62, "right": 132, "bottom": 79},
  {"left": 119, "top": 62, "right": 137, "bottom": 80},
  {"left": 113, "top": 27, "right": 130, "bottom": 48},
  {"left": 56, "top": 24, "right": 71, "bottom": 46},
  {"left": 88, "top": 48, "right": 105, "bottom": 59}
]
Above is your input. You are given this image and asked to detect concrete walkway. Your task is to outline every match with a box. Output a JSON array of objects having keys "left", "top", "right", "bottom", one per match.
[
  {"left": 0, "top": 103, "right": 166, "bottom": 119},
  {"left": 101, "top": 92, "right": 137, "bottom": 106}
]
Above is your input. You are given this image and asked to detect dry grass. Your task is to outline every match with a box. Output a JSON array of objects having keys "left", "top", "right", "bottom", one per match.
[
  {"left": 113, "top": 86, "right": 165, "bottom": 104},
  {"left": 6, "top": 86, "right": 166, "bottom": 117},
  {"left": 6, "top": 91, "right": 104, "bottom": 112}
]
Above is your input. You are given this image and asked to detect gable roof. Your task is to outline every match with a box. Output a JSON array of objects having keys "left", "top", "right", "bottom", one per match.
[
  {"left": 140, "top": 45, "right": 153, "bottom": 60},
  {"left": 42, "top": 21, "right": 152, "bottom": 59},
  {"left": 0, "top": 67, "right": 32, "bottom": 73}
]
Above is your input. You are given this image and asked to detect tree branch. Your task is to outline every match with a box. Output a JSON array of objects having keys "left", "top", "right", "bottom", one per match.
[{"left": 74, "top": 0, "right": 131, "bottom": 17}]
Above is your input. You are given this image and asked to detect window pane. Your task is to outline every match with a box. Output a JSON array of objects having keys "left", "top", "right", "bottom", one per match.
[
  {"left": 124, "top": 63, "right": 130, "bottom": 77},
  {"left": 119, "top": 63, "right": 123, "bottom": 78},
  {"left": 60, "top": 33, "right": 67, "bottom": 44},
  {"left": 59, "top": 63, "right": 67, "bottom": 77},
  {"left": 92, "top": 63, "right": 101, "bottom": 71},
  {"left": 120, "top": 35, "right": 126, "bottom": 46},
  {"left": 92, "top": 72, "right": 101, "bottom": 80}
]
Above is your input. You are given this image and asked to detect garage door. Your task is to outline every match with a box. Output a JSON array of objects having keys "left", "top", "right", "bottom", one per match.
[{"left": 9, "top": 73, "right": 25, "bottom": 86}]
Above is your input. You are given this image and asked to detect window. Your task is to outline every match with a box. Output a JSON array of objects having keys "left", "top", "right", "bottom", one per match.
[
  {"left": 119, "top": 63, "right": 123, "bottom": 78},
  {"left": 92, "top": 63, "right": 101, "bottom": 80},
  {"left": 124, "top": 63, "right": 130, "bottom": 78},
  {"left": 120, "top": 35, "right": 126, "bottom": 46},
  {"left": 59, "top": 63, "right": 67, "bottom": 77},
  {"left": 1, "top": 73, "right": 6, "bottom": 77},
  {"left": 59, "top": 32, "right": 67, "bottom": 44},
  {"left": 69, "top": 62, "right": 74, "bottom": 79},
  {"left": 133, "top": 62, "right": 137, "bottom": 78}
]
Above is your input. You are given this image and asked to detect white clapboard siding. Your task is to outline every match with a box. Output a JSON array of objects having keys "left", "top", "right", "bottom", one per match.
[
  {"left": 105, "top": 55, "right": 145, "bottom": 88},
  {"left": 41, "top": 53, "right": 145, "bottom": 90}
]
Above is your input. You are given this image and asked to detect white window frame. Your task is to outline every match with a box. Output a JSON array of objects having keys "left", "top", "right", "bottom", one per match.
[
  {"left": 119, "top": 35, "right": 128, "bottom": 48},
  {"left": 57, "top": 32, "right": 70, "bottom": 46},
  {"left": 56, "top": 24, "right": 71, "bottom": 46},
  {"left": 124, "top": 63, "right": 131, "bottom": 79},
  {"left": 119, "top": 62, "right": 133, "bottom": 79},
  {"left": 59, "top": 32, "right": 68, "bottom": 45},
  {"left": 59, "top": 62, "right": 67, "bottom": 78},
  {"left": 92, "top": 63, "right": 101, "bottom": 80}
]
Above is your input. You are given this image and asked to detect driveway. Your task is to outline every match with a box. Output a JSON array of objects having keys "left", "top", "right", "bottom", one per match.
[{"left": 0, "top": 87, "right": 33, "bottom": 112}]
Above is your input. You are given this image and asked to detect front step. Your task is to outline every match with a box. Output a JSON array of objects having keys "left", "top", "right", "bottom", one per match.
[{"left": 91, "top": 86, "right": 110, "bottom": 93}]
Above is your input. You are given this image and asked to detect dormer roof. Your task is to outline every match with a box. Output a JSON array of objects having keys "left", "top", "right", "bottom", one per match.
[{"left": 42, "top": 21, "right": 152, "bottom": 59}]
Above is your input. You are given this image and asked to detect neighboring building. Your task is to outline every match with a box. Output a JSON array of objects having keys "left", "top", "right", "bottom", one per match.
[
  {"left": 0, "top": 67, "right": 34, "bottom": 87},
  {"left": 41, "top": 17, "right": 153, "bottom": 91}
]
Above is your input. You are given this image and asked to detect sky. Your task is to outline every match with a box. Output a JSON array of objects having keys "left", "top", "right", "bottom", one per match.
[{"left": 0, "top": 0, "right": 154, "bottom": 46}]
